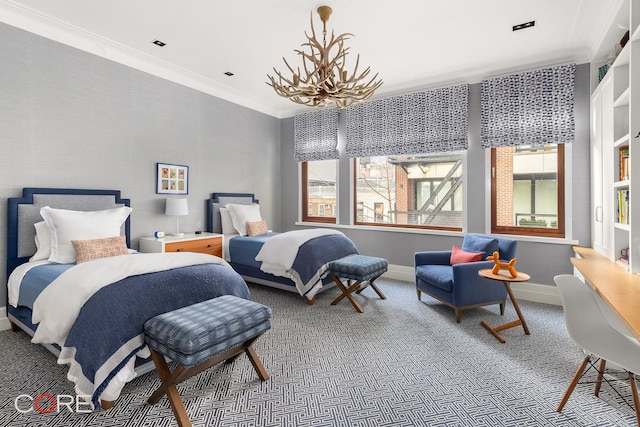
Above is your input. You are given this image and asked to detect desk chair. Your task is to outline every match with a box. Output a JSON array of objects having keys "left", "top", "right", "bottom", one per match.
[{"left": 554, "top": 274, "right": 640, "bottom": 425}]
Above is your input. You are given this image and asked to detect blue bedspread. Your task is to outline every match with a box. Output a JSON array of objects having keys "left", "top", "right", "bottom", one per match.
[
  {"left": 18, "top": 263, "right": 73, "bottom": 309},
  {"left": 290, "top": 234, "right": 358, "bottom": 297},
  {"left": 62, "top": 263, "right": 250, "bottom": 407},
  {"left": 231, "top": 232, "right": 358, "bottom": 298}
]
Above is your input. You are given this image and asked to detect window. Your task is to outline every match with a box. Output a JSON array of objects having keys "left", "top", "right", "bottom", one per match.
[
  {"left": 354, "top": 154, "right": 463, "bottom": 230},
  {"left": 491, "top": 144, "right": 565, "bottom": 237},
  {"left": 302, "top": 160, "right": 337, "bottom": 223}
]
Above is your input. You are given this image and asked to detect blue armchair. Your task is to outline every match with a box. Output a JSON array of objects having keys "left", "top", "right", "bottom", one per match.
[{"left": 414, "top": 234, "right": 518, "bottom": 322}]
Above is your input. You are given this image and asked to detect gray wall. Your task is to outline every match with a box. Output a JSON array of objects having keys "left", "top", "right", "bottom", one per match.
[
  {"left": 0, "top": 23, "right": 282, "bottom": 305},
  {"left": 280, "top": 63, "right": 592, "bottom": 287},
  {"left": 0, "top": 17, "right": 592, "bottom": 312}
]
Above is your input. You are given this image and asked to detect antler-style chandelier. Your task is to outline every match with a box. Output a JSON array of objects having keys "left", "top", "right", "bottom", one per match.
[{"left": 267, "top": 6, "right": 382, "bottom": 109}]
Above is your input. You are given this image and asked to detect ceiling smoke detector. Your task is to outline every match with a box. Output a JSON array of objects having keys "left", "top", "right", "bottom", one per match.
[{"left": 513, "top": 21, "right": 535, "bottom": 31}]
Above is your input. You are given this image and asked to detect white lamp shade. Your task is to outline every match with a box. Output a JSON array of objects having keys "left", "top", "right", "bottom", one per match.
[{"left": 165, "top": 198, "right": 189, "bottom": 216}]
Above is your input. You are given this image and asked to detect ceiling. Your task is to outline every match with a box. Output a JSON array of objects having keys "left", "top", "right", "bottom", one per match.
[{"left": 0, "top": 0, "right": 628, "bottom": 118}]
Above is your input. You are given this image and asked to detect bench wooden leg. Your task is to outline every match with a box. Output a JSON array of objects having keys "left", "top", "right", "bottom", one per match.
[
  {"left": 330, "top": 276, "right": 364, "bottom": 313},
  {"left": 149, "top": 349, "right": 192, "bottom": 427},
  {"left": 355, "top": 275, "right": 386, "bottom": 300},
  {"left": 245, "top": 346, "right": 269, "bottom": 380},
  {"left": 147, "top": 334, "right": 269, "bottom": 427}
]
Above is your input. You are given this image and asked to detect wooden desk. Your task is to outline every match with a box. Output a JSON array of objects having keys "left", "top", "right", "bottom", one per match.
[
  {"left": 571, "top": 246, "right": 640, "bottom": 343},
  {"left": 478, "top": 269, "right": 531, "bottom": 343}
]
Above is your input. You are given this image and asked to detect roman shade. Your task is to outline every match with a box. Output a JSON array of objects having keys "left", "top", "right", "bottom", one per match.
[
  {"left": 345, "top": 84, "right": 469, "bottom": 157},
  {"left": 481, "top": 64, "right": 576, "bottom": 148},
  {"left": 294, "top": 109, "right": 339, "bottom": 162}
]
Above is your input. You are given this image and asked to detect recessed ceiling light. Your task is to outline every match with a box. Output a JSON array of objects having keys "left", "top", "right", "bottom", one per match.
[
  {"left": 152, "top": 40, "right": 166, "bottom": 47},
  {"left": 513, "top": 21, "right": 535, "bottom": 31},
  {"left": 224, "top": 72, "right": 234, "bottom": 77}
]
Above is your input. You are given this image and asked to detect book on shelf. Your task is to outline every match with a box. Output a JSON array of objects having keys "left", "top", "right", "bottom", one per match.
[
  {"left": 617, "top": 188, "right": 629, "bottom": 224},
  {"left": 620, "top": 146, "right": 629, "bottom": 181}
]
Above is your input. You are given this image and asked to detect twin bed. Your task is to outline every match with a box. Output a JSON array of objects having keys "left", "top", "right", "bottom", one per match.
[
  {"left": 6, "top": 188, "right": 358, "bottom": 411},
  {"left": 206, "top": 192, "right": 357, "bottom": 301}
]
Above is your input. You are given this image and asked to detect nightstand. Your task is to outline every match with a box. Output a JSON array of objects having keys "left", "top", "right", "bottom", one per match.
[{"left": 139, "top": 232, "right": 223, "bottom": 258}]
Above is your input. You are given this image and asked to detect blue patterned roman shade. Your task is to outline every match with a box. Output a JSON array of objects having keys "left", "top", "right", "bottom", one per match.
[
  {"left": 481, "top": 64, "right": 576, "bottom": 148},
  {"left": 345, "top": 84, "right": 469, "bottom": 157},
  {"left": 294, "top": 109, "right": 339, "bottom": 162}
]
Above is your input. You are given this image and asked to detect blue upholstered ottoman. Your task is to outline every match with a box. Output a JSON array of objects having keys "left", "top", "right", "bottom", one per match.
[
  {"left": 327, "top": 254, "right": 388, "bottom": 313},
  {"left": 144, "top": 295, "right": 272, "bottom": 427}
]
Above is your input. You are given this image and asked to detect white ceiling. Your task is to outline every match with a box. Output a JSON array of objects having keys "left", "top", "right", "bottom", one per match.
[{"left": 0, "top": 0, "right": 628, "bottom": 118}]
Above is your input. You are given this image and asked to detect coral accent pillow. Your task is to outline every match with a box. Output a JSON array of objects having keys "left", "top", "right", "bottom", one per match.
[
  {"left": 72, "top": 236, "right": 129, "bottom": 264},
  {"left": 246, "top": 220, "right": 268, "bottom": 237},
  {"left": 450, "top": 245, "right": 484, "bottom": 265}
]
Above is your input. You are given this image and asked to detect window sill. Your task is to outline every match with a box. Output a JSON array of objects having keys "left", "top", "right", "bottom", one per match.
[{"left": 294, "top": 221, "right": 579, "bottom": 246}]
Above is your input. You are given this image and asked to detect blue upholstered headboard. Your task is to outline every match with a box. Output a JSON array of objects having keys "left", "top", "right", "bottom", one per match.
[
  {"left": 206, "top": 193, "right": 258, "bottom": 234},
  {"left": 6, "top": 188, "right": 131, "bottom": 278}
]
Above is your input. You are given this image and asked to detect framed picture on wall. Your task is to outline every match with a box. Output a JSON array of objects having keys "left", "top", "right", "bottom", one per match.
[{"left": 156, "top": 163, "right": 189, "bottom": 194}]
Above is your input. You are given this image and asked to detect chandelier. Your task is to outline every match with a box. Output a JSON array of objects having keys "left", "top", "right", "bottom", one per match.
[{"left": 267, "top": 6, "right": 382, "bottom": 109}]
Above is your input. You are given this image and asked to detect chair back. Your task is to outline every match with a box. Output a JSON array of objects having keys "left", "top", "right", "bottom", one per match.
[
  {"left": 462, "top": 234, "right": 517, "bottom": 260},
  {"left": 495, "top": 237, "right": 518, "bottom": 260},
  {"left": 554, "top": 274, "right": 640, "bottom": 374},
  {"left": 554, "top": 274, "right": 604, "bottom": 350}
]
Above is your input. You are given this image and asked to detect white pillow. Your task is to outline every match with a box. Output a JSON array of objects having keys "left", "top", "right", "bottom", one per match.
[
  {"left": 40, "top": 206, "right": 132, "bottom": 264},
  {"left": 219, "top": 207, "right": 236, "bottom": 235},
  {"left": 225, "top": 203, "right": 262, "bottom": 236},
  {"left": 30, "top": 221, "right": 52, "bottom": 261}
]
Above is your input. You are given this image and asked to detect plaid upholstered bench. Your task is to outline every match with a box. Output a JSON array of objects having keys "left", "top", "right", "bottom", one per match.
[
  {"left": 144, "top": 295, "right": 272, "bottom": 427},
  {"left": 327, "top": 254, "right": 388, "bottom": 313}
]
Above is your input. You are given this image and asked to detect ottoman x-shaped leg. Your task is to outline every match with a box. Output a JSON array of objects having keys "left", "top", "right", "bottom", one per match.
[
  {"left": 148, "top": 335, "right": 268, "bottom": 427},
  {"left": 330, "top": 274, "right": 386, "bottom": 313}
]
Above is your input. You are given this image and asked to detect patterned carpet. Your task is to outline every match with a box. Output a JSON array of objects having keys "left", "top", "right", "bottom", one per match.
[{"left": 0, "top": 278, "right": 637, "bottom": 427}]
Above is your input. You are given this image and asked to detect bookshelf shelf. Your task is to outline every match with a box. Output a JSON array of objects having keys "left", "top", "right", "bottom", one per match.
[
  {"left": 614, "top": 87, "right": 630, "bottom": 106},
  {"left": 614, "top": 134, "right": 630, "bottom": 148},
  {"left": 591, "top": 0, "right": 640, "bottom": 273},
  {"left": 614, "top": 223, "right": 631, "bottom": 231}
]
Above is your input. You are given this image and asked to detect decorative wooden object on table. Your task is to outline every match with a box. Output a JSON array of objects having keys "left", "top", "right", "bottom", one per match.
[
  {"left": 486, "top": 251, "right": 518, "bottom": 278},
  {"left": 139, "top": 232, "right": 222, "bottom": 258},
  {"left": 478, "top": 268, "right": 531, "bottom": 343}
]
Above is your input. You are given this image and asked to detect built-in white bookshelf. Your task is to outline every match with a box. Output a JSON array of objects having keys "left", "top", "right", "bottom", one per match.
[{"left": 591, "top": 0, "right": 640, "bottom": 273}]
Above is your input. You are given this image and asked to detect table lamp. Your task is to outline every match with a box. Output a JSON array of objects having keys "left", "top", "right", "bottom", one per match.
[{"left": 165, "top": 198, "right": 188, "bottom": 237}]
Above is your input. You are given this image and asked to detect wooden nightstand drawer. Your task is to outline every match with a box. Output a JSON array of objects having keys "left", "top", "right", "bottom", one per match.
[{"left": 165, "top": 237, "right": 222, "bottom": 257}]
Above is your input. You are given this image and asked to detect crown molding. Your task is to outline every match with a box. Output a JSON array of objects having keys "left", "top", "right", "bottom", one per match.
[{"left": 0, "top": 0, "right": 283, "bottom": 118}]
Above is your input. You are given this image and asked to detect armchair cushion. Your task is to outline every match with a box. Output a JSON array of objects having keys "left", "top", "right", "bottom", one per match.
[
  {"left": 416, "top": 265, "right": 453, "bottom": 292},
  {"left": 461, "top": 234, "right": 499, "bottom": 258},
  {"left": 450, "top": 246, "right": 484, "bottom": 265}
]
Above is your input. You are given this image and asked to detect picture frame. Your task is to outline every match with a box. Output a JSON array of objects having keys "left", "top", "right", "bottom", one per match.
[{"left": 156, "top": 163, "right": 189, "bottom": 194}]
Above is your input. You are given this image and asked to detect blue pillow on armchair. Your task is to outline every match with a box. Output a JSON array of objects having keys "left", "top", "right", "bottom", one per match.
[{"left": 461, "top": 234, "right": 499, "bottom": 258}]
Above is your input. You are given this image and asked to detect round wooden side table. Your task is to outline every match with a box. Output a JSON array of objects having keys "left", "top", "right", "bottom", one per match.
[{"left": 478, "top": 268, "right": 531, "bottom": 343}]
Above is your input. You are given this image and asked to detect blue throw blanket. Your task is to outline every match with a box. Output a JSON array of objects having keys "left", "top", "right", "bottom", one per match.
[
  {"left": 62, "top": 263, "right": 250, "bottom": 407},
  {"left": 289, "top": 234, "right": 358, "bottom": 297}
]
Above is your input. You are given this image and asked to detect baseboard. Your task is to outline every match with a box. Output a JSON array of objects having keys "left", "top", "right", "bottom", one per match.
[
  {"left": 510, "top": 282, "right": 561, "bottom": 306},
  {"left": 383, "top": 264, "right": 561, "bottom": 306},
  {"left": 383, "top": 264, "right": 415, "bottom": 282},
  {"left": 0, "top": 307, "right": 11, "bottom": 331}
]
